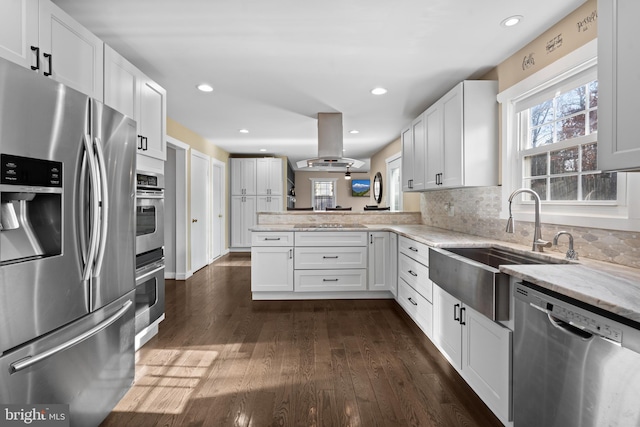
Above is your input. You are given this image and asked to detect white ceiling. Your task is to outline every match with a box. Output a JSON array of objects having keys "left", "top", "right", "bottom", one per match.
[{"left": 53, "top": 0, "right": 586, "bottom": 171}]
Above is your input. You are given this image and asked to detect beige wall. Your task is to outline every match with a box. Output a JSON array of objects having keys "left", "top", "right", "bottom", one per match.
[
  {"left": 368, "top": 137, "right": 421, "bottom": 212},
  {"left": 167, "top": 118, "right": 230, "bottom": 269}
]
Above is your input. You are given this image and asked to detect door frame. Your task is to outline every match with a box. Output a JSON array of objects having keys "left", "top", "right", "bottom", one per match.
[
  {"left": 166, "top": 136, "right": 191, "bottom": 280},
  {"left": 190, "top": 149, "right": 211, "bottom": 273},
  {"left": 210, "top": 158, "right": 227, "bottom": 262}
]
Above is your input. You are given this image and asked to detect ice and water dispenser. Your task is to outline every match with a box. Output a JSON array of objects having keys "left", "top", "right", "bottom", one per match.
[{"left": 0, "top": 154, "right": 63, "bottom": 264}]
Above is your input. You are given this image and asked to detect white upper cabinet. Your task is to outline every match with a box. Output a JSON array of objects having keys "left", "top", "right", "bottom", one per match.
[
  {"left": 598, "top": 0, "right": 640, "bottom": 171},
  {"left": 0, "top": 0, "right": 104, "bottom": 100},
  {"left": 424, "top": 81, "right": 498, "bottom": 189},
  {"left": 104, "top": 45, "right": 167, "bottom": 161},
  {"left": 401, "top": 114, "right": 426, "bottom": 191},
  {"left": 0, "top": 0, "right": 38, "bottom": 68},
  {"left": 256, "top": 158, "right": 283, "bottom": 196}
]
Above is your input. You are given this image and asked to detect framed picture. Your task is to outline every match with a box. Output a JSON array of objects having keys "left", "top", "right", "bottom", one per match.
[{"left": 351, "top": 179, "right": 370, "bottom": 197}]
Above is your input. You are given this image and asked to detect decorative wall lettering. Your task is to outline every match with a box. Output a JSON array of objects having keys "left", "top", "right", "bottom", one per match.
[
  {"left": 522, "top": 53, "right": 535, "bottom": 70},
  {"left": 546, "top": 34, "right": 563, "bottom": 53},
  {"left": 577, "top": 10, "right": 598, "bottom": 32}
]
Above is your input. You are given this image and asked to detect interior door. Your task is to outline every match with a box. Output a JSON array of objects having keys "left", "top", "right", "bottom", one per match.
[
  {"left": 190, "top": 150, "right": 209, "bottom": 273},
  {"left": 211, "top": 159, "right": 225, "bottom": 260}
]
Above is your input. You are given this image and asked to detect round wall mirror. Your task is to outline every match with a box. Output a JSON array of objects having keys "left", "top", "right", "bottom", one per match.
[{"left": 373, "top": 172, "right": 383, "bottom": 204}]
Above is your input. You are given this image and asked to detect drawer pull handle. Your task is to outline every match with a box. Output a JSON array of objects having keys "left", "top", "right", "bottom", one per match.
[
  {"left": 408, "top": 270, "right": 418, "bottom": 277},
  {"left": 264, "top": 237, "right": 281, "bottom": 241},
  {"left": 454, "top": 303, "right": 460, "bottom": 322},
  {"left": 323, "top": 278, "right": 339, "bottom": 282},
  {"left": 408, "top": 297, "right": 418, "bottom": 306},
  {"left": 460, "top": 307, "right": 466, "bottom": 325},
  {"left": 322, "top": 256, "right": 339, "bottom": 259},
  {"left": 409, "top": 247, "right": 418, "bottom": 252}
]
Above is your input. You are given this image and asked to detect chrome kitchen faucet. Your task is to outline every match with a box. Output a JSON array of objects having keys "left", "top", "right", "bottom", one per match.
[
  {"left": 506, "top": 188, "right": 552, "bottom": 252},
  {"left": 553, "top": 231, "right": 579, "bottom": 260}
]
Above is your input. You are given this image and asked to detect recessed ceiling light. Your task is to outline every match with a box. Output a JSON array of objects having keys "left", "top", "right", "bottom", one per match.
[
  {"left": 501, "top": 15, "right": 523, "bottom": 27},
  {"left": 349, "top": 130, "right": 359, "bottom": 134},
  {"left": 239, "top": 129, "right": 249, "bottom": 134},
  {"left": 371, "top": 87, "right": 387, "bottom": 95},
  {"left": 259, "top": 148, "right": 267, "bottom": 152},
  {"left": 197, "top": 83, "right": 213, "bottom": 92}
]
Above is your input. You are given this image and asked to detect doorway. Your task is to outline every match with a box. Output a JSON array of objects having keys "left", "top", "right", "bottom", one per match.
[
  {"left": 386, "top": 153, "right": 402, "bottom": 211},
  {"left": 166, "top": 137, "right": 189, "bottom": 280},
  {"left": 211, "top": 159, "right": 225, "bottom": 261},
  {"left": 190, "top": 149, "right": 210, "bottom": 273}
]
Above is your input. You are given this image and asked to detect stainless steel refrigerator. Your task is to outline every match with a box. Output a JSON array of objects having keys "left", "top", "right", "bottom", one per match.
[{"left": 0, "top": 57, "right": 136, "bottom": 426}]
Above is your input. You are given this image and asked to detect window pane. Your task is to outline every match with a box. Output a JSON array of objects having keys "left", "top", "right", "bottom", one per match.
[
  {"left": 589, "top": 80, "right": 598, "bottom": 109},
  {"left": 525, "top": 179, "right": 547, "bottom": 201},
  {"left": 556, "top": 86, "right": 586, "bottom": 119},
  {"left": 582, "top": 143, "right": 598, "bottom": 172},
  {"left": 550, "top": 147, "right": 579, "bottom": 174},
  {"left": 550, "top": 176, "right": 578, "bottom": 200},
  {"left": 556, "top": 114, "right": 585, "bottom": 142},
  {"left": 582, "top": 172, "right": 617, "bottom": 200},
  {"left": 589, "top": 110, "right": 598, "bottom": 134},
  {"left": 524, "top": 153, "right": 547, "bottom": 177},
  {"left": 530, "top": 100, "right": 554, "bottom": 126},
  {"left": 531, "top": 124, "right": 553, "bottom": 147}
]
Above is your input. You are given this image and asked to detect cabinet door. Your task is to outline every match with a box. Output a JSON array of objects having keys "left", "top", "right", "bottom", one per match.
[
  {"left": 410, "top": 114, "right": 426, "bottom": 190},
  {"left": 257, "top": 196, "right": 283, "bottom": 213},
  {"left": 424, "top": 104, "right": 442, "bottom": 189},
  {"left": 368, "top": 232, "right": 390, "bottom": 291},
  {"left": 441, "top": 83, "right": 464, "bottom": 187},
  {"left": 256, "top": 158, "right": 283, "bottom": 196},
  {"left": 0, "top": 0, "right": 38, "bottom": 68},
  {"left": 251, "top": 246, "right": 293, "bottom": 292},
  {"left": 267, "top": 158, "right": 283, "bottom": 195},
  {"left": 401, "top": 126, "right": 414, "bottom": 191},
  {"left": 231, "top": 195, "right": 256, "bottom": 247},
  {"left": 232, "top": 158, "right": 257, "bottom": 195},
  {"left": 39, "top": 0, "right": 104, "bottom": 100},
  {"left": 461, "top": 304, "right": 512, "bottom": 424},
  {"left": 598, "top": 0, "right": 640, "bottom": 171},
  {"left": 433, "top": 285, "right": 462, "bottom": 370},
  {"left": 389, "top": 232, "right": 398, "bottom": 297},
  {"left": 138, "top": 76, "right": 167, "bottom": 160},
  {"left": 104, "top": 45, "right": 138, "bottom": 119}
]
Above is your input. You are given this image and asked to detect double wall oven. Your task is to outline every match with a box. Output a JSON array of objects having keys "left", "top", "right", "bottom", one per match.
[{"left": 135, "top": 171, "right": 165, "bottom": 346}]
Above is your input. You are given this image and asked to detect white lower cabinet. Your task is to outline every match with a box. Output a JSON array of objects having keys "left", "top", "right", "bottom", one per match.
[
  {"left": 368, "top": 231, "right": 391, "bottom": 291},
  {"left": 397, "top": 278, "right": 433, "bottom": 338},
  {"left": 251, "top": 232, "right": 294, "bottom": 292},
  {"left": 433, "top": 284, "right": 512, "bottom": 425},
  {"left": 231, "top": 195, "right": 257, "bottom": 248},
  {"left": 294, "top": 269, "right": 367, "bottom": 292},
  {"left": 388, "top": 232, "right": 398, "bottom": 297}
]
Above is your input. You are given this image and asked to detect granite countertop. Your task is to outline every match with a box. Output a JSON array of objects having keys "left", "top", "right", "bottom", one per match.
[{"left": 251, "top": 223, "right": 640, "bottom": 323}]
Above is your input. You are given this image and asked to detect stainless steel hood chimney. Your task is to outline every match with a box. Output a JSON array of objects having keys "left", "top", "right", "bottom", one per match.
[{"left": 296, "top": 113, "right": 364, "bottom": 169}]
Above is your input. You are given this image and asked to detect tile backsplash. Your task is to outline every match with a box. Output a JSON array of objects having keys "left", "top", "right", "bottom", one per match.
[{"left": 421, "top": 186, "right": 640, "bottom": 269}]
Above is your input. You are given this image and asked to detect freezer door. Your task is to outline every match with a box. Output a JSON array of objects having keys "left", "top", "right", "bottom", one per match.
[
  {"left": 0, "top": 57, "right": 91, "bottom": 354},
  {"left": 89, "top": 101, "right": 137, "bottom": 310},
  {"left": 0, "top": 290, "right": 135, "bottom": 427}
]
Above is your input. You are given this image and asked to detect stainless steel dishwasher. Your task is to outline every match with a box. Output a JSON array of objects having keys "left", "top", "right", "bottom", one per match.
[{"left": 514, "top": 281, "right": 640, "bottom": 427}]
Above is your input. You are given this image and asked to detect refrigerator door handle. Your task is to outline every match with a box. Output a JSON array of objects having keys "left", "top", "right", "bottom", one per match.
[
  {"left": 82, "top": 134, "right": 100, "bottom": 282},
  {"left": 9, "top": 300, "right": 133, "bottom": 374},
  {"left": 93, "top": 137, "right": 109, "bottom": 277}
]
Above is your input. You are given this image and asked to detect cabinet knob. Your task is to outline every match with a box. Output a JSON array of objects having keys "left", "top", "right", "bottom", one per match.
[{"left": 192, "top": 218, "right": 198, "bottom": 223}]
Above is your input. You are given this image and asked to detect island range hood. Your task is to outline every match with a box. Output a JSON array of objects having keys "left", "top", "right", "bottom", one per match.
[{"left": 296, "top": 112, "right": 365, "bottom": 169}]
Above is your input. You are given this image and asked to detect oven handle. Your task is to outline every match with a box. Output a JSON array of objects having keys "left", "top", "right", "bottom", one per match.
[
  {"left": 136, "top": 263, "right": 165, "bottom": 283},
  {"left": 9, "top": 300, "right": 133, "bottom": 374}
]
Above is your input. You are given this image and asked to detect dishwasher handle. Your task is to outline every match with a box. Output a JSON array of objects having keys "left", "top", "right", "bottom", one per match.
[{"left": 547, "top": 313, "right": 593, "bottom": 340}]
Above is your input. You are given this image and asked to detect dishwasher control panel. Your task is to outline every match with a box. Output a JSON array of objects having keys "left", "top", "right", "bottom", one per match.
[{"left": 515, "top": 283, "right": 625, "bottom": 345}]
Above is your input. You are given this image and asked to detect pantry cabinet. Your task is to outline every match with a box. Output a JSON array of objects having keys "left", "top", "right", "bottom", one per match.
[
  {"left": 0, "top": 0, "right": 104, "bottom": 100},
  {"left": 230, "top": 195, "right": 257, "bottom": 248},
  {"left": 256, "top": 158, "right": 284, "bottom": 196},
  {"left": 104, "top": 45, "right": 167, "bottom": 161},
  {"left": 598, "top": 0, "right": 640, "bottom": 171},
  {"left": 424, "top": 81, "right": 498, "bottom": 189},
  {"left": 433, "top": 284, "right": 511, "bottom": 425}
]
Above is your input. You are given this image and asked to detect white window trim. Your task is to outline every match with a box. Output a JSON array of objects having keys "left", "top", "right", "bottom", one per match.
[
  {"left": 309, "top": 177, "right": 338, "bottom": 211},
  {"left": 498, "top": 39, "right": 640, "bottom": 232}
]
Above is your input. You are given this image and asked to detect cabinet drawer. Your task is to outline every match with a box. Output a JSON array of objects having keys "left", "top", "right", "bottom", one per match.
[
  {"left": 295, "top": 231, "right": 367, "bottom": 247},
  {"left": 294, "top": 269, "right": 367, "bottom": 292},
  {"left": 251, "top": 231, "right": 294, "bottom": 246},
  {"left": 398, "top": 253, "right": 432, "bottom": 302},
  {"left": 399, "top": 236, "right": 429, "bottom": 266},
  {"left": 295, "top": 247, "right": 367, "bottom": 269},
  {"left": 398, "top": 278, "right": 433, "bottom": 338}
]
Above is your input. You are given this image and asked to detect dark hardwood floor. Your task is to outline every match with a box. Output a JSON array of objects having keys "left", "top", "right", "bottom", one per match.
[{"left": 101, "top": 254, "right": 503, "bottom": 427}]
